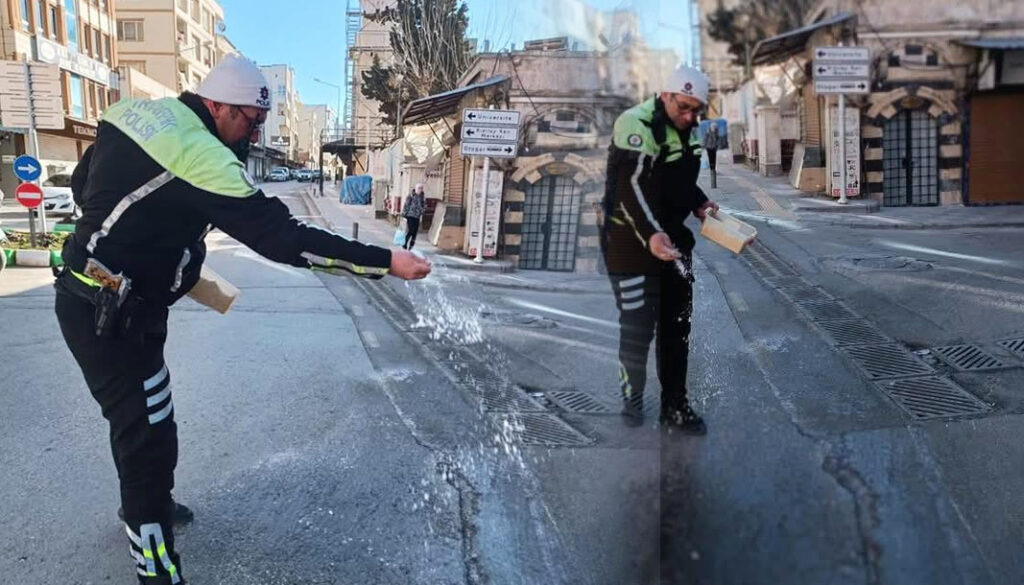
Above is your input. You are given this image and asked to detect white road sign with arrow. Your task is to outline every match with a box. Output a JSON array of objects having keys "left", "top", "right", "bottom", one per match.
[{"left": 461, "top": 142, "right": 518, "bottom": 159}]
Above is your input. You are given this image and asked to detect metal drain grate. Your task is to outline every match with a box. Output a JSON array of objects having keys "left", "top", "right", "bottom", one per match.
[
  {"left": 475, "top": 386, "right": 548, "bottom": 413},
  {"left": 996, "top": 337, "right": 1024, "bottom": 358},
  {"left": 842, "top": 344, "right": 936, "bottom": 379},
  {"left": 877, "top": 377, "right": 991, "bottom": 420},
  {"left": 815, "top": 320, "right": 891, "bottom": 346},
  {"left": 778, "top": 287, "right": 834, "bottom": 303},
  {"left": 546, "top": 391, "right": 615, "bottom": 414},
  {"left": 764, "top": 276, "right": 810, "bottom": 289},
  {"left": 796, "top": 300, "right": 859, "bottom": 321},
  {"left": 762, "top": 258, "right": 799, "bottom": 275},
  {"left": 931, "top": 344, "right": 1006, "bottom": 371},
  {"left": 491, "top": 413, "right": 595, "bottom": 446}
]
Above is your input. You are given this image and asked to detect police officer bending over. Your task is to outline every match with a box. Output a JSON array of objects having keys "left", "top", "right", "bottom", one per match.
[
  {"left": 54, "top": 55, "right": 430, "bottom": 584},
  {"left": 601, "top": 65, "right": 719, "bottom": 434}
]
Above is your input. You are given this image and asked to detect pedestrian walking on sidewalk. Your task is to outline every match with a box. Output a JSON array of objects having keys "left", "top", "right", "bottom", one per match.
[
  {"left": 600, "top": 64, "right": 719, "bottom": 434},
  {"left": 53, "top": 55, "right": 430, "bottom": 585},
  {"left": 703, "top": 123, "right": 721, "bottom": 172},
  {"left": 402, "top": 183, "right": 427, "bottom": 250}
]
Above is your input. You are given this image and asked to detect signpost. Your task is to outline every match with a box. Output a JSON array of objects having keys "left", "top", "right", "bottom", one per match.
[
  {"left": 461, "top": 107, "right": 521, "bottom": 262},
  {"left": 15, "top": 182, "right": 43, "bottom": 246},
  {"left": 814, "top": 46, "right": 871, "bottom": 204},
  {"left": 13, "top": 154, "right": 42, "bottom": 182}
]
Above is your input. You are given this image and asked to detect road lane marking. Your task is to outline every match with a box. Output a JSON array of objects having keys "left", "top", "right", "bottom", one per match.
[
  {"left": 503, "top": 298, "right": 619, "bottom": 329},
  {"left": 876, "top": 241, "right": 1009, "bottom": 266}
]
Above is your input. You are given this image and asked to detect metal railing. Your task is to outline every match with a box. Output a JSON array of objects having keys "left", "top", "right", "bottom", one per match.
[{"left": 322, "top": 127, "right": 394, "bottom": 149}]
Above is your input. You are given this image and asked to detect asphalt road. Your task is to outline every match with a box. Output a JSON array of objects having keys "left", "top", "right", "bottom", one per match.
[{"left": 4, "top": 177, "right": 1024, "bottom": 584}]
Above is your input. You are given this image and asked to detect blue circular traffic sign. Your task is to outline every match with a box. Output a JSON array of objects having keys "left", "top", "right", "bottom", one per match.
[{"left": 13, "top": 154, "right": 42, "bottom": 182}]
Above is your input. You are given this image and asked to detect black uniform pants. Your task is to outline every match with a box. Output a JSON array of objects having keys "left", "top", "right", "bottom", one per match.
[
  {"left": 55, "top": 285, "right": 183, "bottom": 585},
  {"left": 610, "top": 261, "right": 694, "bottom": 413},
  {"left": 404, "top": 217, "right": 420, "bottom": 250}
]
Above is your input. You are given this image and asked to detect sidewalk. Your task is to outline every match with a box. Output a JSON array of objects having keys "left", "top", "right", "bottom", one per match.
[
  {"left": 298, "top": 187, "right": 608, "bottom": 293},
  {"left": 710, "top": 154, "right": 1024, "bottom": 230}
]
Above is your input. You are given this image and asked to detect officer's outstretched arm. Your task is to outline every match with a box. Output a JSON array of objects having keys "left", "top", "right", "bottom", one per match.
[{"left": 183, "top": 186, "right": 393, "bottom": 278}]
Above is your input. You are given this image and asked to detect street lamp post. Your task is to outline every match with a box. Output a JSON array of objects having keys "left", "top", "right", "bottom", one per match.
[{"left": 313, "top": 77, "right": 342, "bottom": 138}]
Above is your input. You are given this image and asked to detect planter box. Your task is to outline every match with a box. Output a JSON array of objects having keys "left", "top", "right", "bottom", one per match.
[
  {"left": 15, "top": 249, "right": 51, "bottom": 267},
  {"left": 0, "top": 248, "right": 63, "bottom": 268}
]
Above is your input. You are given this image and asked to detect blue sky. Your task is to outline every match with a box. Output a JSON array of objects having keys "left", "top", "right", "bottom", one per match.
[{"left": 217, "top": 0, "right": 692, "bottom": 116}]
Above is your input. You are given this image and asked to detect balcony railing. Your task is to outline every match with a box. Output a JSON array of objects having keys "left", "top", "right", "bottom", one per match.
[{"left": 322, "top": 127, "right": 395, "bottom": 149}]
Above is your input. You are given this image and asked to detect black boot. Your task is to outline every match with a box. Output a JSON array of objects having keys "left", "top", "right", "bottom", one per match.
[
  {"left": 660, "top": 403, "right": 707, "bottom": 435},
  {"left": 118, "top": 499, "right": 194, "bottom": 526},
  {"left": 620, "top": 397, "right": 645, "bottom": 427}
]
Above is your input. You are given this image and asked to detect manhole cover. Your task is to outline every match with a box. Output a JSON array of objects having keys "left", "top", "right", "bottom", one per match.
[
  {"left": 546, "top": 391, "right": 615, "bottom": 414},
  {"left": 796, "top": 300, "right": 859, "bottom": 321},
  {"left": 930, "top": 344, "right": 1006, "bottom": 371},
  {"left": 842, "top": 344, "right": 936, "bottom": 379},
  {"left": 996, "top": 337, "right": 1024, "bottom": 358},
  {"left": 815, "top": 320, "right": 891, "bottom": 346},
  {"left": 764, "top": 276, "right": 810, "bottom": 289},
  {"left": 839, "top": 256, "right": 933, "bottom": 272},
  {"left": 491, "top": 413, "right": 595, "bottom": 446},
  {"left": 778, "top": 287, "right": 834, "bottom": 303},
  {"left": 481, "top": 310, "right": 558, "bottom": 329},
  {"left": 877, "top": 377, "right": 991, "bottom": 420}
]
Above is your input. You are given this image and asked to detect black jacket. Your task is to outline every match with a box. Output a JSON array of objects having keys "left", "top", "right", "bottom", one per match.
[
  {"left": 601, "top": 97, "right": 707, "bottom": 274},
  {"left": 65, "top": 93, "right": 390, "bottom": 306}
]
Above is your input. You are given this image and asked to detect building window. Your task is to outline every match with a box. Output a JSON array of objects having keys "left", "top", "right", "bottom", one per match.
[
  {"left": 69, "top": 73, "right": 84, "bottom": 119},
  {"left": 191, "top": 0, "right": 199, "bottom": 21},
  {"left": 123, "top": 60, "right": 146, "bottom": 74},
  {"left": 192, "top": 35, "right": 201, "bottom": 60},
  {"left": 49, "top": 4, "right": 59, "bottom": 38},
  {"left": 65, "top": 0, "right": 78, "bottom": 51},
  {"left": 87, "top": 81, "right": 96, "bottom": 118},
  {"left": 34, "top": 0, "right": 45, "bottom": 34},
  {"left": 117, "top": 19, "right": 143, "bottom": 42},
  {"left": 203, "top": 46, "right": 212, "bottom": 67},
  {"left": 83, "top": 24, "right": 91, "bottom": 52},
  {"left": 192, "top": 72, "right": 201, "bottom": 88},
  {"left": 103, "top": 34, "right": 111, "bottom": 63},
  {"left": 177, "top": 0, "right": 187, "bottom": 10},
  {"left": 201, "top": 8, "right": 211, "bottom": 32},
  {"left": 93, "top": 27, "right": 101, "bottom": 58},
  {"left": 19, "top": 0, "right": 29, "bottom": 30},
  {"left": 276, "top": 85, "right": 286, "bottom": 97}
]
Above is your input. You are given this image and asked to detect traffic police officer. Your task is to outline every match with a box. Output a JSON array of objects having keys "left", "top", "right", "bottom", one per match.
[
  {"left": 54, "top": 55, "right": 430, "bottom": 584},
  {"left": 601, "top": 64, "right": 719, "bottom": 434}
]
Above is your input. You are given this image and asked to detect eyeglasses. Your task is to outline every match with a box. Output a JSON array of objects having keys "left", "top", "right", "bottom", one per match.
[
  {"left": 234, "top": 106, "right": 266, "bottom": 133},
  {"left": 668, "top": 95, "right": 705, "bottom": 117}
]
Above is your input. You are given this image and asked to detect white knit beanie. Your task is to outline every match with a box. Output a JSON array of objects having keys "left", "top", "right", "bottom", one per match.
[
  {"left": 663, "top": 65, "right": 710, "bottom": 105},
  {"left": 196, "top": 54, "right": 272, "bottom": 109}
]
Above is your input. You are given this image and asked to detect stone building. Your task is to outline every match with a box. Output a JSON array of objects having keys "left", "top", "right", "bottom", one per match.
[{"left": 724, "top": 0, "right": 1024, "bottom": 207}]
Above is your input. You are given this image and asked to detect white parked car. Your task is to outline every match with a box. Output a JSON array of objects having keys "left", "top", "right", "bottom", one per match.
[{"left": 42, "top": 173, "right": 80, "bottom": 220}]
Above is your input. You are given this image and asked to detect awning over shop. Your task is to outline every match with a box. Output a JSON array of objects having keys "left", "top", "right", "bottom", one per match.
[
  {"left": 400, "top": 75, "right": 509, "bottom": 126},
  {"left": 956, "top": 38, "right": 1024, "bottom": 50},
  {"left": 750, "top": 12, "right": 855, "bottom": 66}
]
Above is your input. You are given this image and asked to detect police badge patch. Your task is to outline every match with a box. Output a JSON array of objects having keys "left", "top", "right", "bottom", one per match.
[{"left": 628, "top": 134, "right": 643, "bottom": 147}]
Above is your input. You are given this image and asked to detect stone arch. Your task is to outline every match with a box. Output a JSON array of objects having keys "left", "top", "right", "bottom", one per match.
[
  {"left": 521, "top": 104, "right": 608, "bottom": 135},
  {"left": 866, "top": 85, "right": 957, "bottom": 124}
]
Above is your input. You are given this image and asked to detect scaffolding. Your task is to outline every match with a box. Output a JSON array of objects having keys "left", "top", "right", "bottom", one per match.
[{"left": 343, "top": 0, "right": 361, "bottom": 131}]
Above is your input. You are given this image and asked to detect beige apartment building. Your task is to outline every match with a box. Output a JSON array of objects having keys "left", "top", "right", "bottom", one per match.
[
  {"left": 297, "top": 103, "right": 339, "bottom": 175},
  {"left": 115, "top": 0, "right": 224, "bottom": 93},
  {"left": 345, "top": 0, "right": 396, "bottom": 172},
  {"left": 259, "top": 64, "right": 299, "bottom": 164},
  {"left": 0, "top": 0, "right": 120, "bottom": 196}
]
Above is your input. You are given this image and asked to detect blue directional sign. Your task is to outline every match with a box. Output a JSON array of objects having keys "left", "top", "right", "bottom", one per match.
[{"left": 13, "top": 155, "right": 41, "bottom": 182}]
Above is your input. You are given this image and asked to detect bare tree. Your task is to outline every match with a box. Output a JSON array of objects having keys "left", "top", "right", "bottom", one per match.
[
  {"left": 707, "top": 0, "right": 817, "bottom": 71},
  {"left": 360, "top": 0, "right": 473, "bottom": 124}
]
